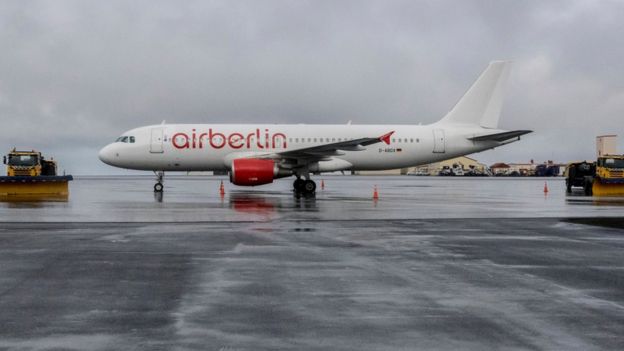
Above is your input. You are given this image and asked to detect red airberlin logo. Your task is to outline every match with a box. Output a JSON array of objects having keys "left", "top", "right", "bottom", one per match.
[{"left": 171, "top": 128, "right": 287, "bottom": 150}]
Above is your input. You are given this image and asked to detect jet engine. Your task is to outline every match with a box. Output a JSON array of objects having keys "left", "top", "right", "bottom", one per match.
[{"left": 230, "top": 159, "right": 281, "bottom": 186}]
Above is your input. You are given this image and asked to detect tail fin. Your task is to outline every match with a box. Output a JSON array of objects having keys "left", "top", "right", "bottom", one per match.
[{"left": 437, "top": 61, "right": 511, "bottom": 129}]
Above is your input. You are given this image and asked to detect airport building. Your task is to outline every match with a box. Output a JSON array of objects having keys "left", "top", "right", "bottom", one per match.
[
  {"left": 489, "top": 162, "right": 511, "bottom": 176},
  {"left": 491, "top": 160, "right": 564, "bottom": 176},
  {"left": 349, "top": 158, "right": 567, "bottom": 177},
  {"left": 355, "top": 157, "right": 566, "bottom": 177},
  {"left": 410, "top": 156, "right": 487, "bottom": 176},
  {"left": 507, "top": 161, "right": 536, "bottom": 176},
  {"left": 355, "top": 156, "right": 487, "bottom": 176}
]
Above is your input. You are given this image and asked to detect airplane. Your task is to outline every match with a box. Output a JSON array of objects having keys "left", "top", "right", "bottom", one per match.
[{"left": 99, "top": 61, "right": 531, "bottom": 194}]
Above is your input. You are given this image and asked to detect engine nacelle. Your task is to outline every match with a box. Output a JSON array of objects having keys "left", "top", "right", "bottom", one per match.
[{"left": 230, "top": 159, "right": 276, "bottom": 186}]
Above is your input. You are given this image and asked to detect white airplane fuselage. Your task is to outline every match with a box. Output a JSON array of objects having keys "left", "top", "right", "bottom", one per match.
[
  {"left": 98, "top": 61, "right": 531, "bottom": 190},
  {"left": 99, "top": 123, "right": 503, "bottom": 172}
]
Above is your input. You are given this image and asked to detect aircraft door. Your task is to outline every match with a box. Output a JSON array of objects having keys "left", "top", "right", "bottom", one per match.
[
  {"left": 150, "top": 127, "right": 164, "bottom": 153},
  {"left": 433, "top": 129, "right": 445, "bottom": 153}
]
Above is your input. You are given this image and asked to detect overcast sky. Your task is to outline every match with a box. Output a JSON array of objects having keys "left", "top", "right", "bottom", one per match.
[{"left": 1, "top": 0, "right": 623, "bottom": 174}]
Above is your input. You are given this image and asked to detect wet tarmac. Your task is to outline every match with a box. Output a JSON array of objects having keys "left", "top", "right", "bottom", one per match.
[
  {"left": 0, "top": 176, "right": 623, "bottom": 350},
  {"left": 0, "top": 176, "right": 623, "bottom": 222}
]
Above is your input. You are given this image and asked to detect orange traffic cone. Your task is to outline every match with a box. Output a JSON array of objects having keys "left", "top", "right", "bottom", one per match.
[
  {"left": 543, "top": 181, "right": 548, "bottom": 194},
  {"left": 219, "top": 180, "right": 225, "bottom": 197},
  {"left": 373, "top": 185, "right": 379, "bottom": 200},
  {"left": 321, "top": 179, "right": 325, "bottom": 190}
]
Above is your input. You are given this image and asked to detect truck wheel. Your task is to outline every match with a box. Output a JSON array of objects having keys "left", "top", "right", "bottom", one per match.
[{"left": 584, "top": 181, "right": 592, "bottom": 196}]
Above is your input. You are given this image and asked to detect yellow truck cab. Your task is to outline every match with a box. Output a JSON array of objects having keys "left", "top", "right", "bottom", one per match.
[
  {"left": 4, "top": 150, "right": 42, "bottom": 176},
  {"left": 2, "top": 149, "right": 58, "bottom": 177},
  {"left": 596, "top": 156, "right": 624, "bottom": 180},
  {"left": 589, "top": 155, "right": 624, "bottom": 196}
]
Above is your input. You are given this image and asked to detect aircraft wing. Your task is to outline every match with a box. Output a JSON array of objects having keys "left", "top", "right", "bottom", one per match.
[
  {"left": 469, "top": 130, "right": 532, "bottom": 142},
  {"left": 256, "top": 131, "right": 395, "bottom": 160}
]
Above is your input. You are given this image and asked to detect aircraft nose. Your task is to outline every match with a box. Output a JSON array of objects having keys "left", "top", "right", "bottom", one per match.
[{"left": 98, "top": 144, "right": 116, "bottom": 165}]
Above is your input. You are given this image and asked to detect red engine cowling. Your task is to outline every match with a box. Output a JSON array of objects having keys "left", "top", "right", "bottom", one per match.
[{"left": 230, "top": 159, "right": 275, "bottom": 186}]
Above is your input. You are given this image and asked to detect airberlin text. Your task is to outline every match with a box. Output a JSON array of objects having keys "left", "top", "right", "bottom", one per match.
[{"left": 171, "top": 128, "right": 287, "bottom": 150}]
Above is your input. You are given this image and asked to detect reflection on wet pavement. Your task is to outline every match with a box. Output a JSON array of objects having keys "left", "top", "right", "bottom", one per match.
[{"left": 0, "top": 176, "right": 623, "bottom": 222}]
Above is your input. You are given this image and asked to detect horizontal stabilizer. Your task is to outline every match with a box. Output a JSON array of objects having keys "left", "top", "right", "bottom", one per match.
[{"left": 469, "top": 130, "right": 532, "bottom": 142}]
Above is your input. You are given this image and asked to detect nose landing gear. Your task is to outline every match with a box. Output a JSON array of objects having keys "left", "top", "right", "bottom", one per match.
[{"left": 154, "top": 171, "right": 164, "bottom": 192}]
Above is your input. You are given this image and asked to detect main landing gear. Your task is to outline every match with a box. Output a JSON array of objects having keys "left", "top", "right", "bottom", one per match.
[
  {"left": 293, "top": 178, "right": 316, "bottom": 194},
  {"left": 154, "top": 171, "right": 164, "bottom": 192}
]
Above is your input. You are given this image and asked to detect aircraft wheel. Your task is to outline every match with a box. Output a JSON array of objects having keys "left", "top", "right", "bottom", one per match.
[
  {"left": 154, "top": 182, "right": 164, "bottom": 192},
  {"left": 293, "top": 178, "right": 305, "bottom": 192},
  {"left": 303, "top": 179, "right": 316, "bottom": 194}
]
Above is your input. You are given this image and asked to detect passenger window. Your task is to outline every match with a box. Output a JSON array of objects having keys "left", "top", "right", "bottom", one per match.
[
  {"left": 410, "top": 138, "right": 413, "bottom": 143},
  {"left": 332, "top": 138, "right": 335, "bottom": 142}
]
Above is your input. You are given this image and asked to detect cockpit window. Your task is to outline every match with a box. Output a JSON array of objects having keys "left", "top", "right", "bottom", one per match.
[{"left": 115, "top": 136, "right": 135, "bottom": 143}]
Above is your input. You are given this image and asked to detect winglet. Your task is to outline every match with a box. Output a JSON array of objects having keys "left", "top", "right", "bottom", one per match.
[{"left": 379, "top": 131, "right": 394, "bottom": 145}]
